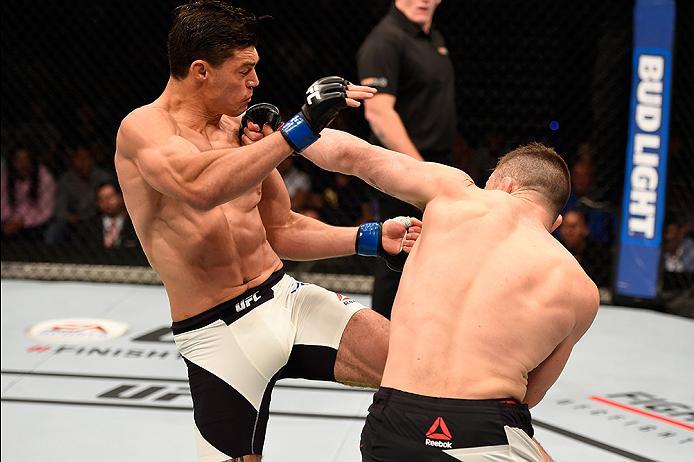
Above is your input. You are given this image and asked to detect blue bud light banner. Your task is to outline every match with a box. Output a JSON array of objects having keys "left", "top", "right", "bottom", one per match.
[{"left": 616, "top": 0, "right": 675, "bottom": 299}]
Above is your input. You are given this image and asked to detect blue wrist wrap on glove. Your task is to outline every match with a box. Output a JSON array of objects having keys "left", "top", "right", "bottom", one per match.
[
  {"left": 356, "top": 222, "right": 381, "bottom": 257},
  {"left": 280, "top": 113, "right": 320, "bottom": 152}
]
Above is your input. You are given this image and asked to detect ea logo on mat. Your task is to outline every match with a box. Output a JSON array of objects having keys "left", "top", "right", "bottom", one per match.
[{"left": 28, "top": 318, "right": 129, "bottom": 344}]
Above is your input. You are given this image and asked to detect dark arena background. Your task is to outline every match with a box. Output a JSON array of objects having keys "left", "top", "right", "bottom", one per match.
[{"left": 1, "top": 1, "right": 693, "bottom": 462}]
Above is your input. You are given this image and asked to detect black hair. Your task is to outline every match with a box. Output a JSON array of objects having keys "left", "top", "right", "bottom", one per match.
[{"left": 168, "top": 0, "right": 268, "bottom": 79}]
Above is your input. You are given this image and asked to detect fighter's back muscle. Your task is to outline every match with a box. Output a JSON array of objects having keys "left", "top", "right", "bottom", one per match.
[{"left": 384, "top": 190, "right": 590, "bottom": 400}]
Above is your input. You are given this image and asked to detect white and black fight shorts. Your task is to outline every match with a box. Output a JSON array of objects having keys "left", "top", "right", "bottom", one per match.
[{"left": 172, "top": 269, "right": 364, "bottom": 461}]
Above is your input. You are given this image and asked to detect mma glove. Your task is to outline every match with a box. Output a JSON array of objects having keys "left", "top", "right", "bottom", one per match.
[
  {"left": 356, "top": 217, "right": 414, "bottom": 272},
  {"left": 239, "top": 103, "right": 283, "bottom": 141},
  {"left": 280, "top": 76, "right": 350, "bottom": 152}
]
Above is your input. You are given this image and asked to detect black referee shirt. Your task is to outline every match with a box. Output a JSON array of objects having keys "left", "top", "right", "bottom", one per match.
[{"left": 357, "top": 6, "right": 456, "bottom": 158}]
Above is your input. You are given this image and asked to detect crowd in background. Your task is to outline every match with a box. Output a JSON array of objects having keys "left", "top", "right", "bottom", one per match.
[
  {"left": 1, "top": 100, "right": 145, "bottom": 264},
  {"left": 1, "top": 0, "right": 693, "bottom": 316},
  {"left": 2, "top": 95, "right": 693, "bottom": 320},
  {"left": 2, "top": 100, "right": 694, "bottom": 297}
]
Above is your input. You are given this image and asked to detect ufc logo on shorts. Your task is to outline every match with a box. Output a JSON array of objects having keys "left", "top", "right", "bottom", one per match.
[
  {"left": 306, "top": 84, "right": 322, "bottom": 105},
  {"left": 235, "top": 292, "right": 261, "bottom": 312}
]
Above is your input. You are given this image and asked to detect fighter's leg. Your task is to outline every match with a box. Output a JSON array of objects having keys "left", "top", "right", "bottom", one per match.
[
  {"left": 174, "top": 285, "right": 293, "bottom": 462},
  {"left": 286, "top": 281, "right": 388, "bottom": 388},
  {"left": 334, "top": 307, "right": 389, "bottom": 387},
  {"left": 532, "top": 438, "right": 554, "bottom": 461}
]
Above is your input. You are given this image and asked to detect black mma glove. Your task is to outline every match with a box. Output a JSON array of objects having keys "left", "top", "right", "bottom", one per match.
[
  {"left": 239, "top": 103, "right": 282, "bottom": 142},
  {"left": 280, "top": 76, "right": 350, "bottom": 152},
  {"left": 355, "top": 217, "right": 414, "bottom": 272}
]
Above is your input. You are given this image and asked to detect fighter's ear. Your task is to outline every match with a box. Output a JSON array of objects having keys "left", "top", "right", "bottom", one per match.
[
  {"left": 551, "top": 214, "right": 563, "bottom": 232},
  {"left": 499, "top": 176, "right": 516, "bottom": 193},
  {"left": 190, "top": 60, "right": 209, "bottom": 80}
]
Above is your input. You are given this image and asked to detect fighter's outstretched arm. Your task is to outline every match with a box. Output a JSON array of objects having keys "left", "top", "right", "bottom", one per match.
[
  {"left": 258, "top": 169, "right": 420, "bottom": 260},
  {"left": 116, "top": 79, "right": 375, "bottom": 211},
  {"left": 116, "top": 107, "right": 293, "bottom": 210},
  {"left": 302, "top": 129, "right": 474, "bottom": 210}
]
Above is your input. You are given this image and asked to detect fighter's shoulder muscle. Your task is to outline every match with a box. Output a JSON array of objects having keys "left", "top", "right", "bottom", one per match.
[
  {"left": 432, "top": 165, "right": 476, "bottom": 198},
  {"left": 117, "top": 106, "right": 179, "bottom": 159},
  {"left": 550, "top": 254, "right": 600, "bottom": 327}
]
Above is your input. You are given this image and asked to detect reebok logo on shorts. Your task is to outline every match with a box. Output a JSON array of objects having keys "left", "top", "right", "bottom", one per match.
[
  {"left": 336, "top": 293, "right": 355, "bottom": 306},
  {"left": 425, "top": 416, "right": 453, "bottom": 448}
]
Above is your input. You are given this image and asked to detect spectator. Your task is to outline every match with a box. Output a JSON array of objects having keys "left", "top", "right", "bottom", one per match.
[
  {"left": 47, "top": 145, "right": 112, "bottom": 244},
  {"left": 661, "top": 219, "right": 694, "bottom": 318},
  {"left": 74, "top": 102, "right": 114, "bottom": 169},
  {"left": 277, "top": 156, "right": 312, "bottom": 213},
  {"left": 13, "top": 97, "right": 70, "bottom": 176},
  {"left": 665, "top": 134, "right": 693, "bottom": 223},
  {"left": 559, "top": 209, "right": 610, "bottom": 287},
  {"left": 575, "top": 140, "right": 594, "bottom": 164},
  {"left": 663, "top": 222, "right": 694, "bottom": 273},
  {"left": 1, "top": 144, "right": 55, "bottom": 242},
  {"left": 316, "top": 173, "right": 374, "bottom": 227},
  {"left": 565, "top": 158, "right": 593, "bottom": 210},
  {"left": 357, "top": 0, "right": 456, "bottom": 318},
  {"left": 82, "top": 181, "right": 140, "bottom": 250},
  {"left": 563, "top": 156, "right": 613, "bottom": 244},
  {"left": 15, "top": 97, "right": 63, "bottom": 163}
]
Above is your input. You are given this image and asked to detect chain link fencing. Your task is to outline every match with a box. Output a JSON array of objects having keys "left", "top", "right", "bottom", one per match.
[
  {"left": 1, "top": 1, "right": 691, "bottom": 311},
  {"left": 661, "top": 0, "right": 694, "bottom": 316}
]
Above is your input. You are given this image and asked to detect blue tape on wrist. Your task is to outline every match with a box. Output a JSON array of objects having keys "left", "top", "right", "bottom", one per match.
[
  {"left": 356, "top": 222, "right": 381, "bottom": 256},
  {"left": 280, "top": 113, "right": 319, "bottom": 152}
]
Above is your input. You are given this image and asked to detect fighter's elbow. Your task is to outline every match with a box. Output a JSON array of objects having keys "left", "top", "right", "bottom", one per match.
[
  {"left": 183, "top": 175, "right": 249, "bottom": 210},
  {"left": 187, "top": 195, "right": 214, "bottom": 211},
  {"left": 523, "top": 390, "right": 546, "bottom": 409},
  {"left": 265, "top": 230, "right": 292, "bottom": 259},
  {"left": 184, "top": 184, "right": 218, "bottom": 211}
]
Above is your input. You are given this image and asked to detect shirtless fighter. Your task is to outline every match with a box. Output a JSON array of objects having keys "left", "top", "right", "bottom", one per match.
[
  {"left": 302, "top": 130, "right": 600, "bottom": 461},
  {"left": 114, "top": 2, "right": 420, "bottom": 461}
]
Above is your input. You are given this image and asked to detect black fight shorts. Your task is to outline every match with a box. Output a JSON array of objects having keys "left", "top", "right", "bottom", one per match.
[{"left": 360, "top": 387, "right": 544, "bottom": 461}]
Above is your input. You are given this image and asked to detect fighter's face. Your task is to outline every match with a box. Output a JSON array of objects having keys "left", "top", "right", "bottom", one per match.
[
  {"left": 205, "top": 46, "right": 259, "bottom": 117},
  {"left": 396, "top": 0, "right": 441, "bottom": 27}
]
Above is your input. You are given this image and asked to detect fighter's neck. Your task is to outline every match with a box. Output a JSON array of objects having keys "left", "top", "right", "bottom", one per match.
[
  {"left": 510, "top": 191, "right": 555, "bottom": 232},
  {"left": 157, "top": 79, "right": 222, "bottom": 132}
]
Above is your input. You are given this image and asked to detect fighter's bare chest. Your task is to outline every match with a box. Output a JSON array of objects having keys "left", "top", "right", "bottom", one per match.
[
  {"left": 180, "top": 123, "right": 241, "bottom": 151},
  {"left": 223, "top": 187, "right": 262, "bottom": 211},
  {"left": 177, "top": 123, "right": 263, "bottom": 210}
]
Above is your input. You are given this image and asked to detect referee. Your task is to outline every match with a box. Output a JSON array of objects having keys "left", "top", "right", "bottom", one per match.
[{"left": 357, "top": 0, "right": 456, "bottom": 319}]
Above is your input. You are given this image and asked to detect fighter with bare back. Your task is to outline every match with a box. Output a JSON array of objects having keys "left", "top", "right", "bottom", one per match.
[
  {"left": 113, "top": 2, "right": 420, "bottom": 461},
  {"left": 301, "top": 130, "right": 600, "bottom": 461}
]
